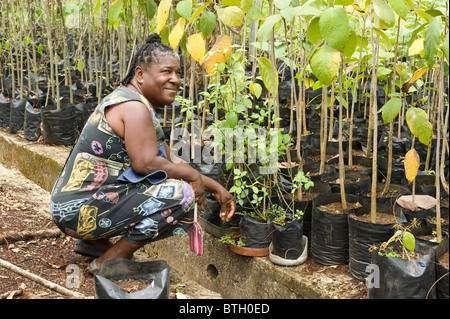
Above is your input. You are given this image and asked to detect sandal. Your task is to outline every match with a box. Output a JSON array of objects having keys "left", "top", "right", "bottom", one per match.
[{"left": 74, "top": 239, "right": 108, "bottom": 258}]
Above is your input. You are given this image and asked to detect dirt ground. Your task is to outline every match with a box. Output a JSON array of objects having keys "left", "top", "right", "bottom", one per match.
[
  {"left": 0, "top": 161, "right": 367, "bottom": 299},
  {"left": 0, "top": 162, "right": 224, "bottom": 299}
]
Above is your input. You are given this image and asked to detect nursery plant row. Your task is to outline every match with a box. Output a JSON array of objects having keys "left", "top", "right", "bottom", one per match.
[{"left": 0, "top": 0, "right": 448, "bottom": 299}]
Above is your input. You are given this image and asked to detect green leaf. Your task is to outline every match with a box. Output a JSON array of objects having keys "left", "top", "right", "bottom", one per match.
[
  {"left": 221, "top": 0, "right": 241, "bottom": 6},
  {"left": 388, "top": 0, "right": 409, "bottom": 20},
  {"left": 406, "top": 107, "right": 433, "bottom": 146},
  {"left": 335, "top": 0, "right": 353, "bottom": 4},
  {"left": 280, "top": 7, "right": 295, "bottom": 23},
  {"left": 403, "top": 0, "right": 416, "bottom": 10},
  {"left": 342, "top": 30, "right": 357, "bottom": 58},
  {"left": 443, "top": 36, "right": 449, "bottom": 63},
  {"left": 108, "top": 0, "right": 123, "bottom": 27},
  {"left": 144, "top": 0, "right": 157, "bottom": 20},
  {"left": 402, "top": 231, "right": 415, "bottom": 252},
  {"left": 274, "top": 0, "right": 291, "bottom": 10},
  {"left": 374, "top": 28, "right": 393, "bottom": 51},
  {"left": 257, "top": 14, "right": 281, "bottom": 44},
  {"left": 189, "top": 1, "right": 212, "bottom": 23},
  {"left": 373, "top": 0, "right": 395, "bottom": 29},
  {"left": 319, "top": 7, "right": 350, "bottom": 51},
  {"left": 293, "top": 6, "right": 321, "bottom": 17},
  {"left": 249, "top": 82, "right": 262, "bottom": 99},
  {"left": 217, "top": 6, "right": 245, "bottom": 27},
  {"left": 257, "top": 57, "right": 279, "bottom": 97},
  {"left": 424, "top": 16, "right": 442, "bottom": 69},
  {"left": 307, "top": 17, "right": 322, "bottom": 44},
  {"left": 226, "top": 112, "right": 238, "bottom": 128},
  {"left": 380, "top": 97, "right": 402, "bottom": 124},
  {"left": 176, "top": 0, "right": 192, "bottom": 20},
  {"left": 241, "top": 0, "right": 253, "bottom": 14},
  {"left": 310, "top": 45, "right": 340, "bottom": 87},
  {"left": 199, "top": 11, "right": 216, "bottom": 38}
]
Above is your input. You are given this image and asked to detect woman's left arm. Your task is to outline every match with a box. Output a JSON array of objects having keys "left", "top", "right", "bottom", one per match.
[{"left": 164, "top": 143, "right": 236, "bottom": 222}]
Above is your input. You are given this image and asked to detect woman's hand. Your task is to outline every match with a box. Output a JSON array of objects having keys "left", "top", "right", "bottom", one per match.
[{"left": 213, "top": 187, "right": 236, "bottom": 223}]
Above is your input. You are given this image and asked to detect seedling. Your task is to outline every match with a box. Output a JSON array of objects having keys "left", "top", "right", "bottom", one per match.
[{"left": 370, "top": 219, "right": 421, "bottom": 261}]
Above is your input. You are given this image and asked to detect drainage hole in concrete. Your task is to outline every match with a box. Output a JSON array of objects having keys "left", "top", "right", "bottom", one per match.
[{"left": 206, "top": 264, "right": 219, "bottom": 279}]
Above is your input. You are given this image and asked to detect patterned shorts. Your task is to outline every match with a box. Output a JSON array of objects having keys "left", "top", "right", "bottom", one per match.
[{"left": 51, "top": 179, "right": 195, "bottom": 245}]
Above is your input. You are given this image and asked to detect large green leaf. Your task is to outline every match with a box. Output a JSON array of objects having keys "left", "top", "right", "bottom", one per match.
[
  {"left": 257, "top": 14, "right": 282, "bottom": 44},
  {"left": 176, "top": 0, "right": 192, "bottom": 21},
  {"left": 319, "top": 7, "right": 350, "bottom": 51},
  {"left": 424, "top": 16, "right": 442, "bottom": 69},
  {"left": 310, "top": 45, "right": 340, "bottom": 87},
  {"left": 373, "top": 0, "right": 395, "bottom": 29},
  {"left": 142, "top": 0, "right": 157, "bottom": 20},
  {"left": 199, "top": 11, "right": 216, "bottom": 38},
  {"left": 257, "top": 57, "right": 279, "bottom": 97},
  {"left": 388, "top": 0, "right": 409, "bottom": 20},
  {"left": 406, "top": 107, "right": 433, "bottom": 146},
  {"left": 108, "top": 0, "right": 123, "bottom": 27},
  {"left": 380, "top": 97, "right": 402, "bottom": 124}
]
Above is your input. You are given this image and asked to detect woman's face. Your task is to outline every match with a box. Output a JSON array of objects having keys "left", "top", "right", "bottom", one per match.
[{"left": 137, "top": 55, "right": 182, "bottom": 108}]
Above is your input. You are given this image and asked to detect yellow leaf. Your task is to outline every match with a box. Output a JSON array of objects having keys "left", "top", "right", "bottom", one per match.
[
  {"left": 404, "top": 149, "right": 420, "bottom": 183},
  {"left": 395, "top": 65, "right": 405, "bottom": 74},
  {"left": 186, "top": 33, "right": 206, "bottom": 64},
  {"left": 203, "top": 35, "right": 232, "bottom": 74},
  {"left": 401, "top": 66, "right": 429, "bottom": 93},
  {"left": 168, "top": 18, "right": 186, "bottom": 50},
  {"left": 408, "top": 37, "right": 424, "bottom": 56},
  {"left": 189, "top": 2, "right": 212, "bottom": 24},
  {"left": 156, "top": 0, "right": 172, "bottom": 34},
  {"left": 304, "top": 78, "right": 315, "bottom": 88}
]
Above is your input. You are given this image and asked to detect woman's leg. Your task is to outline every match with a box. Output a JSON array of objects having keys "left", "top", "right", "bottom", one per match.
[
  {"left": 95, "top": 238, "right": 143, "bottom": 267},
  {"left": 87, "top": 238, "right": 112, "bottom": 250}
]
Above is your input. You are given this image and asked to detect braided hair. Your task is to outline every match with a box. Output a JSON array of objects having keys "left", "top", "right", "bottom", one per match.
[{"left": 121, "top": 33, "right": 179, "bottom": 86}]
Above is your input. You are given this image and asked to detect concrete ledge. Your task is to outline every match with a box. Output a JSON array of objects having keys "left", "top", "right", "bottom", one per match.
[
  {"left": 144, "top": 231, "right": 362, "bottom": 299},
  {"left": 0, "top": 130, "right": 366, "bottom": 299},
  {"left": 0, "top": 131, "right": 69, "bottom": 192}
]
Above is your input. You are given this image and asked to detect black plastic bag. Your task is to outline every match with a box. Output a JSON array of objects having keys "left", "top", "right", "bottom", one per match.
[
  {"left": 270, "top": 218, "right": 304, "bottom": 260},
  {"left": 435, "top": 237, "right": 449, "bottom": 299},
  {"left": 293, "top": 200, "right": 313, "bottom": 246},
  {"left": 348, "top": 200, "right": 397, "bottom": 281},
  {"left": 94, "top": 258, "right": 170, "bottom": 299},
  {"left": 24, "top": 102, "right": 41, "bottom": 141},
  {"left": 239, "top": 213, "right": 271, "bottom": 248},
  {"left": 8, "top": 99, "right": 27, "bottom": 134},
  {"left": 377, "top": 155, "right": 405, "bottom": 184},
  {"left": 0, "top": 94, "right": 10, "bottom": 128},
  {"left": 368, "top": 242, "right": 436, "bottom": 299},
  {"left": 321, "top": 169, "right": 371, "bottom": 195},
  {"left": 311, "top": 192, "right": 368, "bottom": 265},
  {"left": 41, "top": 102, "right": 76, "bottom": 145}
]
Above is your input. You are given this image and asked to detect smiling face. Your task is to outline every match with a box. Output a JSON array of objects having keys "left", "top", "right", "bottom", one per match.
[{"left": 135, "top": 55, "right": 182, "bottom": 108}]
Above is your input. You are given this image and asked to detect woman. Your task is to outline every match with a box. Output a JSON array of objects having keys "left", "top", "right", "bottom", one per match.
[{"left": 50, "top": 34, "right": 235, "bottom": 273}]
